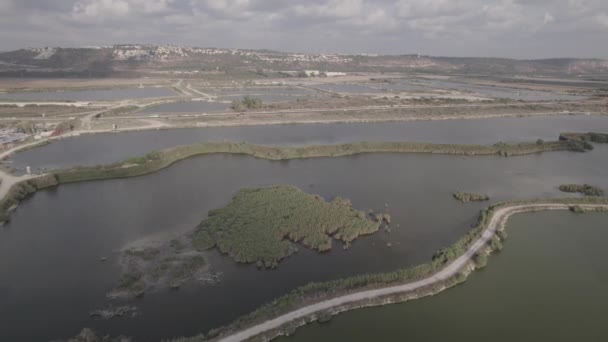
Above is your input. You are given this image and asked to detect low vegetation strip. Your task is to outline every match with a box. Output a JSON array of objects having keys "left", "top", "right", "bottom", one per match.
[
  {"left": 560, "top": 132, "right": 608, "bottom": 144},
  {"left": 0, "top": 138, "right": 595, "bottom": 224},
  {"left": 178, "top": 198, "right": 608, "bottom": 342},
  {"left": 0, "top": 174, "right": 58, "bottom": 222},
  {"left": 53, "top": 139, "right": 589, "bottom": 184},
  {"left": 192, "top": 186, "right": 381, "bottom": 268}
]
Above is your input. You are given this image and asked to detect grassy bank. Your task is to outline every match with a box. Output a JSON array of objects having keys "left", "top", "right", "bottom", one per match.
[
  {"left": 0, "top": 175, "right": 58, "bottom": 222},
  {"left": 179, "top": 197, "right": 608, "bottom": 341},
  {"left": 53, "top": 139, "right": 589, "bottom": 184},
  {"left": 193, "top": 186, "right": 380, "bottom": 268}
]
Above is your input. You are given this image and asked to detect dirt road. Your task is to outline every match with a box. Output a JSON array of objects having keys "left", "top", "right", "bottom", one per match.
[{"left": 218, "top": 203, "right": 608, "bottom": 342}]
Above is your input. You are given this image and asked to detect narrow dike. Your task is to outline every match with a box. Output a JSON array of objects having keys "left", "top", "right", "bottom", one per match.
[
  {"left": 0, "top": 139, "right": 589, "bottom": 224},
  {"left": 205, "top": 201, "right": 608, "bottom": 342}
]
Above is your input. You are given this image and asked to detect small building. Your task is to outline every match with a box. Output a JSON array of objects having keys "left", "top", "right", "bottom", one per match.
[{"left": 34, "top": 131, "right": 53, "bottom": 140}]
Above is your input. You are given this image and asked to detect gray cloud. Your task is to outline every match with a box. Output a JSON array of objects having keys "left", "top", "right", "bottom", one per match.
[{"left": 0, "top": 0, "right": 607, "bottom": 58}]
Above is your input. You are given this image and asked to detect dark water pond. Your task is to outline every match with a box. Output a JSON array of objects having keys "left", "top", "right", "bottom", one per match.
[
  {"left": 0, "top": 87, "right": 177, "bottom": 102},
  {"left": 280, "top": 211, "right": 608, "bottom": 342},
  {"left": 0, "top": 143, "right": 606, "bottom": 341},
  {"left": 6, "top": 115, "right": 608, "bottom": 172},
  {"left": 208, "top": 87, "right": 317, "bottom": 97},
  {"left": 219, "top": 94, "right": 314, "bottom": 103}
]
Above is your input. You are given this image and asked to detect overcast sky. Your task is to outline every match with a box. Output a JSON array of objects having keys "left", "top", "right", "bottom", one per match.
[{"left": 1, "top": 0, "right": 607, "bottom": 59}]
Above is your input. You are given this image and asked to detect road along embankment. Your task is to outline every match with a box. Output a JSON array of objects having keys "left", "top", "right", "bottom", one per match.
[{"left": 201, "top": 201, "right": 608, "bottom": 342}]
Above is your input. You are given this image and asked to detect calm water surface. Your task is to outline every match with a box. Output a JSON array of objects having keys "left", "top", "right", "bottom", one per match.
[
  {"left": 0, "top": 87, "right": 177, "bottom": 101},
  {"left": 208, "top": 87, "right": 317, "bottom": 97},
  {"left": 0, "top": 144, "right": 606, "bottom": 340},
  {"left": 7, "top": 115, "right": 608, "bottom": 172},
  {"left": 280, "top": 211, "right": 608, "bottom": 342},
  {"left": 413, "top": 79, "right": 586, "bottom": 101},
  {"left": 219, "top": 94, "right": 315, "bottom": 103}
]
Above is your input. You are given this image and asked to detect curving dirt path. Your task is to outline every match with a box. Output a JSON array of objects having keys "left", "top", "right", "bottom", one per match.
[
  {"left": 0, "top": 105, "right": 170, "bottom": 201},
  {"left": 218, "top": 203, "right": 608, "bottom": 342}
]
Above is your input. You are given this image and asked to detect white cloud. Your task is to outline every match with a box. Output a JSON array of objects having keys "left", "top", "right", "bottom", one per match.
[
  {"left": 73, "top": 0, "right": 130, "bottom": 18},
  {"left": 72, "top": 0, "right": 175, "bottom": 19},
  {"left": 193, "top": 0, "right": 257, "bottom": 19},
  {"left": 397, "top": 0, "right": 474, "bottom": 18},
  {"left": 595, "top": 12, "right": 608, "bottom": 27},
  {"left": 1, "top": 0, "right": 608, "bottom": 58},
  {"left": 205, "top": 0, "right": 250, "bottom": 11},
  {"left": 0, "top": 0, "right": 13, "bottom": 11},
  {"left": 132, "top": 0, "right": 174, "bottom": 14},
  {"left": 395, "top": 0, "right": 531, "bottom": 35},
  {"left": 293, "top": 0, "right": 364, "bottom": 19}
]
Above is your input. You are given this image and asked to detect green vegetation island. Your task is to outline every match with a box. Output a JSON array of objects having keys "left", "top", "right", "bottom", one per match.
[
  {"left": 453, "top": 192, "right": 490, "bottom": 203},
  {"left": 0, "top": 136, "right": 599, "bottom": 224},
  {"left": 559, "top": 184, "right": 604, "bottom": 197},
  {"left": 106, "top": 185, "right": 382, "bottom": 298},
  {"left": 231, "top": 96, "right": 264, "bottom": 111},
  {"left": 193, "top": 186, "right": 382, "bottom": 268}
]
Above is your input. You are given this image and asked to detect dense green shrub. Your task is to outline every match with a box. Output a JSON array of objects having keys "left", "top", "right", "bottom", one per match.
[
  {"left": 231, "top": 96, "right": 263, "bottom": 111},
  {"left": 192, "top": 186, "right": 380, "bottom": 267},
  {"left": 474, "top": 253, "right": 488, "bottom": 268},
  {"left": 559, "top": 132, "right": 608, "bottom": 145},
  {"left": 453, "top": 192, "right": 490, "bottom": 203},
  {"left": 0, "top": 175, "right": 59, "bottom": 222},
  {"left": 559, "top": 184, "right": 604, "bottom": 196}
]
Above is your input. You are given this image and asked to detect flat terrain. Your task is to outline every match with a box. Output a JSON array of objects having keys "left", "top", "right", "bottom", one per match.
[{"left": 0, "top": 74, "right": 605, "bottom": 144}]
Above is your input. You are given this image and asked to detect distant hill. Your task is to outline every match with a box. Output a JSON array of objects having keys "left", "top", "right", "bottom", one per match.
[{"left": 1, "top": 45, "right": 607, "bottom": 77}]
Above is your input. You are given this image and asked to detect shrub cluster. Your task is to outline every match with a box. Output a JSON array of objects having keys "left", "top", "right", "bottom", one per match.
[
  {"left": 230, "top": 96, "right": 263, "bottom": 111},
  {"left": 453, "top": 192, "right": 490, "bottom": 203},
  {"left": 559, "top": 184, "right": 604, "bottom": 197},
  {"left": 192, "top": 186, "right": 380, "bottom": 268},
  {"left": 0, "top": 175, "right": 59, "bottom": 223}
]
